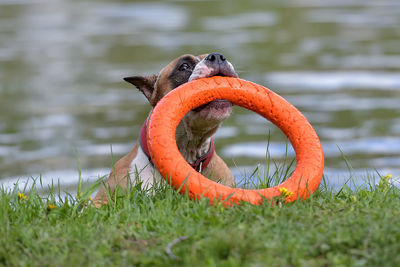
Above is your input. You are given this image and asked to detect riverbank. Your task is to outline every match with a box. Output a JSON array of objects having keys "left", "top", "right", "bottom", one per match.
[{"left": 1, "top": 174, "right": 399, "bottom": 266}]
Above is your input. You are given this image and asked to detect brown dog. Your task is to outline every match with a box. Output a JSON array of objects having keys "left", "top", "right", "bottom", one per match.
[{"left": 93, "top": 53, "right": 237, "bottom": 206}]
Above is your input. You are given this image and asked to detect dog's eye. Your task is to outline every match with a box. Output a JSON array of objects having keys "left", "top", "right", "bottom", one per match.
[{"left": 178, "top": 63, "right": 191, "bottom": 71}]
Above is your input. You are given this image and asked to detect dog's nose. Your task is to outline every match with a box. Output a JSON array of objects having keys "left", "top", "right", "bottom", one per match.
[{"left": 205, "top": 52, "right": 226, "bottom": 64}]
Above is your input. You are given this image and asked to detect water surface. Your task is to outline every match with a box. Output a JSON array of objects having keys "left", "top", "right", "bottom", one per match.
[{"left": 1, "top": 0, "right": 399, "bottom": 191}]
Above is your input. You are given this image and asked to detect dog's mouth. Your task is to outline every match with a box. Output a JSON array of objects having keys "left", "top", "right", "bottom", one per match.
[
  {"left": 191, "top": 74, "right": 233, "bottom": 120},
  {"left": 193, "top": 99, "right": 232, "bottom": 112},
  {"left": 193, "top": 72, "right": 237, "bottom": 117},
  {"left": 212, "top": 72, "right": 228, "bottom": 77},
  {"left": 187, "top": 59, "right": 237, "bottom": 119},
  {"left": 192, "top": 71, "right": 234, "bottom": 114}
]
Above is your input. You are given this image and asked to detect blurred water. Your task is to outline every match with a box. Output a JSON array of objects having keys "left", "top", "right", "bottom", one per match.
[{"left": 1, "top": 0, "right": 399, "bottom": 192}]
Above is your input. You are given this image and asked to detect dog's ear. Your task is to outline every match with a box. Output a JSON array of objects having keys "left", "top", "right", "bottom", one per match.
[{"left": 123, "top": 75, "right": 157, "bottom": 101}]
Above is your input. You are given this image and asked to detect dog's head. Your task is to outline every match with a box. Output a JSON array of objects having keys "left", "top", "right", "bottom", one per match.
[{"left": 124, "top": 53, "right": 238, "bottom": 137}]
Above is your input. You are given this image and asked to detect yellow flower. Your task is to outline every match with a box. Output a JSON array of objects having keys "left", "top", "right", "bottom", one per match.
[
  {"left": 379, "top": 174, "right": 392, "bottom": 188},
  {"left": 47, "top": 204, "right": 57, "bottom": 211},
  {"left": 279, "top": 187, "right": 293, "bottom": 198},
  {"left": 18, "top": 192, "right": 27, "bottom": 201}
]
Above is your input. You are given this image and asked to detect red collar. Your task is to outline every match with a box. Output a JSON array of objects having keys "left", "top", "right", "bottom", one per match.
[{"left": 139, "top": 119, "right": 215, "bottom": 172}]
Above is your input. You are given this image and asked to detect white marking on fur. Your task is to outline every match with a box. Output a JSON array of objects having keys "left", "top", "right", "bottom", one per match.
[
  {"left": 189, "top": 59, "right": 213, "bottom": 81},
  {"left": 129, "top": 146, "right": 162, "bottom": 190}
]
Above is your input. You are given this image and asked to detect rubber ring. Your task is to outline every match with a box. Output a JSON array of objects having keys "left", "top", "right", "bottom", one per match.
[{"left": 147, "top": 77, "right": 324, "bottom": 206}]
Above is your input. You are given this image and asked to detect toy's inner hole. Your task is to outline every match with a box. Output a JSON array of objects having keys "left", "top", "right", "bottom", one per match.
[
  {"left": 221, "top": 105, "right": 296, "bottom": 189},
  {"left": 181, "top": 104, "right": 296, "bottom": 189}
]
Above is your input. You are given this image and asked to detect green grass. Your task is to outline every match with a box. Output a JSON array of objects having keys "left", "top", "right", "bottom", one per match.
[{"left": 1, "top": 172, "right": 400, "bottom": 267}]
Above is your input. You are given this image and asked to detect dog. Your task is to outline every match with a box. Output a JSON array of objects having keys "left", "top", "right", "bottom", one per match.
[{"left": 93, "top": 52, "right": 237, "bottom": 206}]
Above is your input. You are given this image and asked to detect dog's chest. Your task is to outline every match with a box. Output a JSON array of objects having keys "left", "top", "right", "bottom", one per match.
[{"left": 129, "top": 146, "right": 163, "bottom": 189}]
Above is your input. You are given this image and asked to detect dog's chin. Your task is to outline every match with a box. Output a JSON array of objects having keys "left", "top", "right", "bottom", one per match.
[{"left": 192, "top": 99, "right": 232, "bottom": 122}]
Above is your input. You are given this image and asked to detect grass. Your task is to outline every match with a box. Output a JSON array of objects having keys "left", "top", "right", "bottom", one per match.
[{"left": 1, "top": 170, "right": 400, "bottom": 267}]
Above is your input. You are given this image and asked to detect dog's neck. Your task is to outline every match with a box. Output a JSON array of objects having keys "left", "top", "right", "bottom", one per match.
[{"left": 175, "top": 120, "right": 219, "bottom": 164}]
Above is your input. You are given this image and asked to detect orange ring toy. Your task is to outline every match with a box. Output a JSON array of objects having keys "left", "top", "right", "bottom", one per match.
[{"left": 147, "top": 77, "right": 324, "bottom": 206}]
